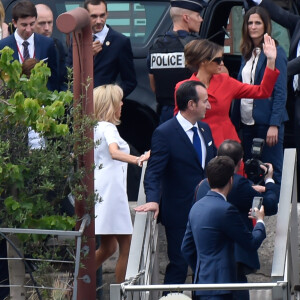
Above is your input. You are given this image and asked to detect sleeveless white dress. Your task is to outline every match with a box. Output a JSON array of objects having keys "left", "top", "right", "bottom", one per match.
[{"left": 94, "top": 121, "right": 133, "bottom": 234}]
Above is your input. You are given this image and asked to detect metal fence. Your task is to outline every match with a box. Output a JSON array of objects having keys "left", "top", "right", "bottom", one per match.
[
  {"left": 111, "top": 148, "right": 299, "bottom": 300},
  {"left": 0, "top": 214, "right": 90, "bottom": 300}
]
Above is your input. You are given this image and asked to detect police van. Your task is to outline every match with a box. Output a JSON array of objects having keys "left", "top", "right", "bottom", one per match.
[{"left": 3, "top": 0, "right": 298, "bottom": 199}]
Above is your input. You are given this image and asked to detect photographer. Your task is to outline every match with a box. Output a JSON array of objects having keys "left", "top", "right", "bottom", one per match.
[{"left": 194, "top": 140, "right": 279, "bottom": 300}]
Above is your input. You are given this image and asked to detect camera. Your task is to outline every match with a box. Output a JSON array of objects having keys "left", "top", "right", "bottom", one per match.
[{"left": 244, "top": 138, "right": 268, "bottom": 184}]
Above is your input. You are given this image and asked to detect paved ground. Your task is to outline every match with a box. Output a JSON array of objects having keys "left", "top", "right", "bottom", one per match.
[{"left": 99, "top": 203, "right": 300, "bottom": 300}]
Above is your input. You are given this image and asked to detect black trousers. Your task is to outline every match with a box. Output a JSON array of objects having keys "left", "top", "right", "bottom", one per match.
[{"left": 194, "top": 294, "right": 235, "bottom": 300}]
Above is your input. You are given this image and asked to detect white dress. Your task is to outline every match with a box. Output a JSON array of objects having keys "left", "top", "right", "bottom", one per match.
[{"left": 94, "top": 121, "right": 133, "bottom": 235}]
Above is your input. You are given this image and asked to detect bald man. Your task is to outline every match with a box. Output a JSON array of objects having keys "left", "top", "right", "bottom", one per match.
[
  {"left": 35, "top": 4, "right": 53, "bottom": 37},
  {"left": 35, "top": 4, "right": 67, "bottom": 91}
]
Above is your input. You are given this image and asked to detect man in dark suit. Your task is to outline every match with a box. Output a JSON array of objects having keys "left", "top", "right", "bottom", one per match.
[
  {"left": 182, "top": 156, "right": 266, "bottom": 300},
  {"left": 250, "top": 0, "right": 300, "bottom": 194},
  {"left": 84, "top": 0, "right": 137, "bottom": 97},
  {"left": 195, "top": 139, "right": 279, "bottom": 300},
  {"left": 34, "top": 4, "right": 67, "bottom": 91},
  {"left": 0, "top": 0, "right": 59, "bottom": 91},
  {"left": 135, "top": 80, "right": 217, "bottom": 286}
]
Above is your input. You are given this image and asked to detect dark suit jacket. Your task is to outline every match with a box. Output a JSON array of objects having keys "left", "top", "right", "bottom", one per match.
[
  {"left": 144, "top": 116, "right": 217, "bottom": 228},
  {"left": 93, "top": 25, "right": 137, "bottom": 97},
  {"left": 181, "top": 191, "right": 266, "bottom": 296},
  {"left": 53, "top": 37, "right": 67, "bottom": 91},
  {"left": 195, "top": 174, "right": 279, "bottom": 270},
  {"left": 260, "top": 0, "right": 300, "bottom": 77},
  {"left": 0, "top": 33, "right": 59, "bottom": 91},
  {"left": 232, "top": 46, "right": 288, "bottom": 128}
]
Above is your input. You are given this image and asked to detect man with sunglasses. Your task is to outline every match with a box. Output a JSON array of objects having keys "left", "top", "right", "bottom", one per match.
[{"left": 148, "top": 0, "right": 206, "bottom": 124}]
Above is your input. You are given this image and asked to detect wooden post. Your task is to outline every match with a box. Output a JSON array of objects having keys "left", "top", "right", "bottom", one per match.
[{"left": 57, "top": 8, "right": 96, "bottom": 300}]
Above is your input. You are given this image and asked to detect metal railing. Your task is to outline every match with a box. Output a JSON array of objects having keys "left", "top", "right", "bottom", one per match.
[
  {"left": 0, "top": 214, "right": 90, "bottom": 300},
  {"left": 111, "top": 148, "right": 299, "bottom": 300}
]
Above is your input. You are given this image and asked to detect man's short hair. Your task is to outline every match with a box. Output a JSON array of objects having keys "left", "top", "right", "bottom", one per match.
[
  {"left": 176, "top": 80, "right": 206, "bottom": 111},
  {"left": 207, "top": 156, "right": 235, "bottom": 189},
  {"left": 12, "top": 0, "right": 37, "bottom": 21},
  {"left": 84, "top": 0, "right": 107, "bottom": 10},
  {"left": 217, "top": 139, "right": 244, "bottom": 166}
]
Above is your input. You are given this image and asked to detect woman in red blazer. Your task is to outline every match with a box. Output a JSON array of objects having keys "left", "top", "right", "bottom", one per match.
[{"left": 174, "top": 35, "right": 279, "bottom": 148}]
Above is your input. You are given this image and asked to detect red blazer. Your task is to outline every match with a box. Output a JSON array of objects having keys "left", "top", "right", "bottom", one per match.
[{"left": 174, "top": 67, "right": 279, "bottom": 147}]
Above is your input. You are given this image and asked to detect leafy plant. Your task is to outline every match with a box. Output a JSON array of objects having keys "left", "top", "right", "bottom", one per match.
[{"left": 0, "top": 46, "right": 95, "bottom": 240}]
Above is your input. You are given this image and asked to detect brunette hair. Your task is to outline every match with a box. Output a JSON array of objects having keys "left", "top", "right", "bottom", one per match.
[
  {"left": 184, "top": 39, "right": 223, "bottom": 71},
  {"left": 94, "top": 84, "right": 123, "bottom": 125},
  {"left": 176, "top": 80, "right": 206, "bottom": 111},
  {"left": 217, "top": 139, "right": 244, "bottom": 166},
  {"left": 207, "top": 156, "right": 235, "bottom": 189},
  {"left": 84, "top": 0, "right": 107, "bottom": 11},
  {"left": 12, "top": 0, "right": 37, "bottom": 21},
  {"left": 240, "top": 6, "right": 272, "bottom": 61}
]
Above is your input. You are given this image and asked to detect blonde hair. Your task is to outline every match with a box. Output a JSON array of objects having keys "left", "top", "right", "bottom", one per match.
[
  {"left": 0, "top": 1, "right": 5, "bottom": 26},
  {"left": 184, "top": 39, "right": 223, "bottom": 71},
  {"left": 93, "top": 84, "right": 123, "bottom": 125}
]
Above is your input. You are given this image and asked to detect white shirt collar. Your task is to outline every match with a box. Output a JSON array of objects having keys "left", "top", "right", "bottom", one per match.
[
  {"left": 14, "top": 31, "right": 34, "bottom": 45},
  {"left": 94, "top": 24, "right": 109, "bottom": 44},
  {"left": 215, "top": 191, "right": 227, "bottom": 201},
  {"left": 176, "top": 111, "right": 197, "bottom": 133}
]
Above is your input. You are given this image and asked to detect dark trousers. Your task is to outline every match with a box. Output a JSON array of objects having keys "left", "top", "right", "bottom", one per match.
[
  {"left": 0, "top": 239, "right": 9, "bottom": 300},
  {"left": 164, "top": 226, "right": 188, "bottom": 285},
  {"left": 235, "top": 263, "right": 252, "bottom": 300},
  {"left": 158, "top": 105, "right": 175, "bottom": 125},
  {"left": 194, "top": 294, "right": 234, "bottom": 300},
  {"left": 242, "top": 123, "right": 284, "bottom": 184},
  {"left": 294, "top": 95, "right": 300, "bottom": 198}
]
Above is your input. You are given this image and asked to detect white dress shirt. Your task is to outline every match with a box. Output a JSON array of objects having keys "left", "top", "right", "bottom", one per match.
[
  {"left": 241, "top": 48, "right": 261, "bottom": 125},
  {"left": 93, "top": 24, "right": 109, "bottom": 44},
  {"left": 14, "top": 31, "right": 35, "bottom": 63},
  {"left": 176, "top": 111, "right": 207, "bottom": 169}
]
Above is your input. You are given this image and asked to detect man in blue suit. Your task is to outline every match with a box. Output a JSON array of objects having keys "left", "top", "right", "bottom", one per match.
[
  {"left": 195, "top": 139, "right": 279, "bottom": 299},
  {"left": 84, "top": 0, "right": 137, "bottom": 97},
  {"left": 0, "top": 0, "right": 59, "bottom": 91},
  {"left": 182, "top": 156, "right": 266, "bottom": 300},
  {"left": 135, "top": 80, "right": 217, "bottom": 287}
]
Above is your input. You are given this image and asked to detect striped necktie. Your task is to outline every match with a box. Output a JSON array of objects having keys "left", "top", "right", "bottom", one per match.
[{"left": 22, "top": 41, "right": 30, "bottom": 60}]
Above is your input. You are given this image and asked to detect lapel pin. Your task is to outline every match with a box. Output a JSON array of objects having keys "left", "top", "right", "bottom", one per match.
[
  {"left": 201, "top": 128, "right": 204, "bottom": 132},
  {"left": 105, "top": 41, "right": 110, "bottom": 46}
]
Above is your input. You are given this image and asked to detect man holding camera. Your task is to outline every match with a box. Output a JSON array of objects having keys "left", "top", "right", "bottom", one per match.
[
  {"left": 182, "top": 156, "right": 267, "bottom": 300},
  {"left": 195, "top": 140, "right": 279, "bottom": 300}
]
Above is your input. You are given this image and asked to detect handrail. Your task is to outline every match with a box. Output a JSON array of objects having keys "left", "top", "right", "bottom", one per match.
[
  {"left": 271, "top": 148, "right": 297, "bottom": 278},
  {"left": 119, "top": 282, "right": 286, "bottom": 291}
]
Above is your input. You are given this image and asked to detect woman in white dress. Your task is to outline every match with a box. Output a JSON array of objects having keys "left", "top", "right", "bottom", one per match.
[{"left": 94, "top": 84, "right": 148, "bottom": 283}]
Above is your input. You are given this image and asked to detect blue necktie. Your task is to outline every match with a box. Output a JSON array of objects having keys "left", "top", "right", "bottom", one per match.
[{"left": 191, "top": 126, "right": 202, "bottom": 164}]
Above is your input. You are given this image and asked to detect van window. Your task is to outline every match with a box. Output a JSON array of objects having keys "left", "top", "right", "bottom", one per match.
[
  {"left": 107, "top": 2, "right": 169, "bottom": 45},
  {"left": 56, "top": 1, "right": 169, "bottom": 47}
]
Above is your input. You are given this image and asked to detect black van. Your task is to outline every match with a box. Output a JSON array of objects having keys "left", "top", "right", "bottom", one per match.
[{"left": 3, "top": 0, "right": 298, "bottom": 199}]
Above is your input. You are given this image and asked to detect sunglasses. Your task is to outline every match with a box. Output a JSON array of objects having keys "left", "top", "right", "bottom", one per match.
[{"left": 211, "top": 56, "right": 224, "bottom": 65}]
